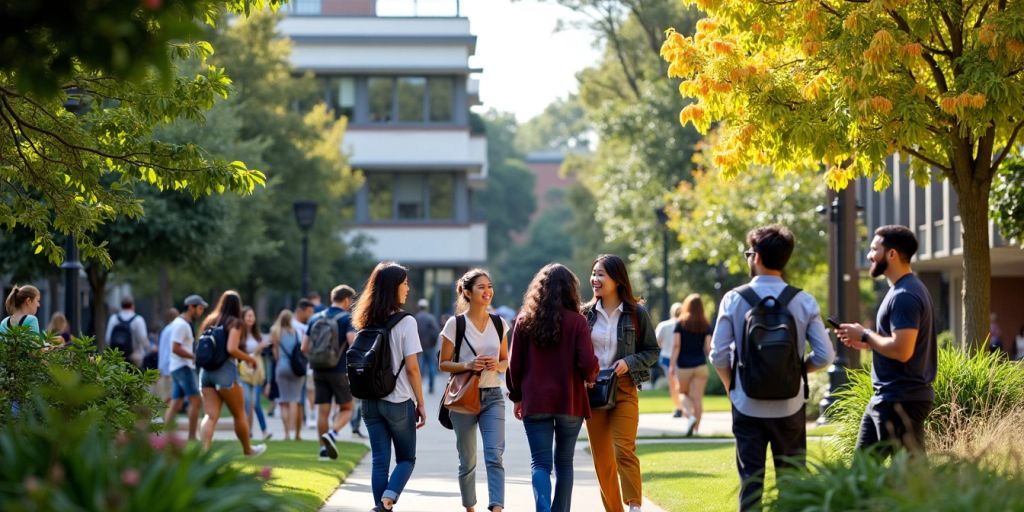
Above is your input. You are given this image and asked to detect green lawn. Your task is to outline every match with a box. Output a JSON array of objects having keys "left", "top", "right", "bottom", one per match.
[
  {"left": 638, "top": 388, "right": 732, "bottom": 415},
  {"left": 212, "top": 440, "right": 366, "bottom": 510},
  {"left": 639, "top": 439, "right": 835, "bottom": 512}
]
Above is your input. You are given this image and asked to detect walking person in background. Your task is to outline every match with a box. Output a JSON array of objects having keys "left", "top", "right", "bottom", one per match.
[
  {"left": 415, "top": 298, "right": 440, "bottom": 395},
  {"left": 712, "top": 225, "right": 834, "bottom": 510},
  {"left": 352, "top": 261, "right": 425, "bottom": 512},
  {"left": 272, "top": 309, "right": 305, "bottom": 441},
  {"left": 582, "top": 255, "right": 660, "bottom": 512},
  {"left": 46, "top": 312, "right": 71, "bottom": 345},
  {"left": 835, "top": 225, "right": 937, "bottom": 457},
  {"left": 507, "top": 264, "right": 599, "bottom": 512},
  {"left": 105, "top": 296, "right": 148, "bottom": 367},
  {"left": 198, "top": 291, "right": 266, "bottom": 456},
  {"left": 670, "top": 294, "right": 713, "bottom": 436},
  {"left": 164, "top": 296, "right": 206, "bottom": 441},
  {"left": 654, "top": 302, "right": 683, "bottom": 418},
  {"left": 438, "top": 269, "right": 509, "bottom": 512},
  {"left": 155, "top": 308, "right": 180, "bottom": 404},
  {"left": 293, "top": 298, "right": 316, "bottom": 429},
  {"left": 1, "top": 285, "right": 42, "bottom": 338},
  {"left": 240, "top": 306, "right": 272, "bottom": 441}
]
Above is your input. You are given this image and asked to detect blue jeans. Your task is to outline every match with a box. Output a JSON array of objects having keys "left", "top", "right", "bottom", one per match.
[
  {"left": 451, "top": 387, "right": 505, "bottom": 509},
  {"left": 241, "top": 380, "right": 267, "bottom": 433},
  {"left": 523, "top": 414, "right": 584, "bottom": 512},
  {"left": 363, "top": 399, "right": 417, "bottom": 507},
  {"left": 418, "top": 347, "right": 438, "bottom": 393}
]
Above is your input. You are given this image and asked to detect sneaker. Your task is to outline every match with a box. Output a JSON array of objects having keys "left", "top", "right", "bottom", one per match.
[
  {"left": 628, "top": 505, "right": 642, "bottom": 512},
  {"left": 685, "top": 415, "right": 697, "bottom": 437},
  {"left": 247, "top": 444, "right": 267, "bottom": 457},
  {"left": 672, "top": 409, "right": 683, "bottom": 418},
  {"left": 352, "top": 429, "right": 366, "bottom": 439},
  {"left": 319, "top": 447, "right": 330, "bottom": 462},
  {"left": 321, "top": 431, "right": 338, "bottom": 460},
  {"left": 263, "top": 431, "right": 273, "bottom": 441}
]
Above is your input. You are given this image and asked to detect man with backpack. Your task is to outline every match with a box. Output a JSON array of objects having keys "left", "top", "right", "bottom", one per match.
[
  {"left": 834, "top": 225, "right": 936, "bottom": 456},
  {"left": 302, "top": 284, "right": 358, "bottom": 461},
  {"left": 105, "top": 296, "right": 149, "bottom": 368},
  {"left": 710, "top": 225, "right": 835, "bottom": 511}
]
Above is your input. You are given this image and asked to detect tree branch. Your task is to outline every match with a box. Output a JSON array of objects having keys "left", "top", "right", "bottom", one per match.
[
  {"left": 992, "top": 119, "right": 1024, "bottom": 170},
  {"left": 901, "top": 145, "right": 952, "bottom": 172}
]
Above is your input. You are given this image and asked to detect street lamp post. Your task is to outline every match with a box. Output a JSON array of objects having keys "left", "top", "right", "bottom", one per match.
[
  {"left": 293, "top": 200, "right": 318, "bottom": 298},
  {"left": 655, "top": 207, "right": 670, "bottom": 320},
  {"left": 61, "top": 89, "right": 85, "bottom": 335}
]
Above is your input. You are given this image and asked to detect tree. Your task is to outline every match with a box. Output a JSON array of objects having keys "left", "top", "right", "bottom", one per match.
[
  {"left": 479, "top": 110, "right": 536, "bottom": 264},
  {"left": 991, "top": 157, "right": 1024, "bottom": 247},
  {"left": 661, "top": 1, "right": 1024, "bottom": 347},
  {"left": 516, "top": 94, "right": 594, "bottom": 153}
]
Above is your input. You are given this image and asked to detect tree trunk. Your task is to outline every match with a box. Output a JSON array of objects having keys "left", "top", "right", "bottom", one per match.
[
  {"left": 86, "top": 264, "right": 108, "bottom": 349},
  {"left": 953, "top": 174, "right": 992, "bottom": 351}
]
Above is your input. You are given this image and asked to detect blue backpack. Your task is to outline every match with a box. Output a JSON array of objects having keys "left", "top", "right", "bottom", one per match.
[{"left": 195, "top": 324, "right": 229, "bottom": 371}]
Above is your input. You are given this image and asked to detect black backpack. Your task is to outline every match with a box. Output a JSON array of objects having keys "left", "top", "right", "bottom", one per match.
[
  {"left": 286, "top": 332, "right": 309, "bottom": 377},
  {"left": 195, "top": 324, "right": 229, "bottom": 371},
  {"left": 347, "top": 312, "right": 412, "bottom": 400},
  {"left": 307, "top": 309, "right": 346, "bottom": 370},
  {"left": 109, "top": 314, "right": 137, "bottom": 360},
  {"left": 731, "top": 285, "right": 809, "bottom": 400}
]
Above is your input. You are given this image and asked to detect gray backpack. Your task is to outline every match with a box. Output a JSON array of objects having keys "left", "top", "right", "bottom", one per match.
[{"left": 307, "top": 309, "right": 346, "bottom": 370}]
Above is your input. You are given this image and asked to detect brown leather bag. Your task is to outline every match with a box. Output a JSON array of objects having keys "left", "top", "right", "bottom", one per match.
[{"left": 442, "top": 315, "right": 482, "bottom": 416}]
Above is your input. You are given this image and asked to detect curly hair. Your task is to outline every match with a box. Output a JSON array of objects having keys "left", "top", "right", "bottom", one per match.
[{"left": 516, "top": 263, "right": 581, "bottom": 347}]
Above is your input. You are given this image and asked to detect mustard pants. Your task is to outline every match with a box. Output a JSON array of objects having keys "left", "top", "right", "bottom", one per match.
[{"left": 586, "top": 376, "right": 642, "bottom": 511}]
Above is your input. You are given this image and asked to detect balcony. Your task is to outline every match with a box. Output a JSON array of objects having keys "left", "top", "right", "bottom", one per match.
[
  {"left": 285, "top": 0, "right": 465, "bottom": 18},
  {"left": 348, "top": 222, "right": 487, "bottom": 265},
  {"left": 344, "top": 129, "right": 485, "bottom": 174}
]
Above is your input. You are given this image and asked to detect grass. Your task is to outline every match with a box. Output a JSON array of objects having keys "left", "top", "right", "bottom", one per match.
[
  {"left": 212, "top": 440, "right": 367, "bottom": 510},
  {"left": 638, "top": 439, "right": 834, "bottom": 512},
  {"left": 638, "top": 388, "right": 732, "bottom": 415}
]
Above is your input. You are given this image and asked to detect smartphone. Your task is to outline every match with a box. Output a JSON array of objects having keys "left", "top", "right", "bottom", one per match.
[{"left": 826, "top": 316, "right": 841, "bottom": 329}]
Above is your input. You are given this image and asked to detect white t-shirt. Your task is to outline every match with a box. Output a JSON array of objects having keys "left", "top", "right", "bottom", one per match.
[
  {"left": 244, "top": 333, "right": 260, "bottom": 354},
  {"left": 590, "top": 301, "right": 623, "bottom": 369},
  {"left": 383, "top": 315, "right": 423, "bottom": 404},
  {"left": 167, "top": 317, "right": 195, "bottom": 372},
  {"left": 656, "top": 318, "right": 677, "bottom": 360},
  {"left": 441, "top": 314, "right": 509, "bottom": 389}
]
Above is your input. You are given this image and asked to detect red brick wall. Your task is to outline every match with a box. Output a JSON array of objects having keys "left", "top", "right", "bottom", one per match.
[{"left": 992, "top": 276, "right": 1024, "bottom": 357}]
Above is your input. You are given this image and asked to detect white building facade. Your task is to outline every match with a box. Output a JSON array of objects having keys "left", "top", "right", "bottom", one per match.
[{"left": 279, "top": 0, "right": 487, "bottom": 312}]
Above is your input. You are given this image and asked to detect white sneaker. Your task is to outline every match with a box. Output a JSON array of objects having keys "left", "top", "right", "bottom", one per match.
[
  {"left": 685, "top": 415, "right": 697, "bottom": 437},
  {"left": 248, "top": 444, "right": 267, "bottom": 457},
  {"left": 629, "top": 505, "right": 642, "bottom": 512}
]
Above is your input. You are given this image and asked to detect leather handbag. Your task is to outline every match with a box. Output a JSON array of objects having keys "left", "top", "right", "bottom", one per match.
[
  {"left": 238, "top": 356, "right": 265, "bottom": 386},
  {"left": 588, "top": 368, "right": 619, "bottom": 410},
  {"left": 439, "top": 315, "right": 482, "bottom": 427}
]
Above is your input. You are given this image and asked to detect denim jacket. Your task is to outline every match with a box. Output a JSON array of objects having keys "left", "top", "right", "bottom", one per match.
[{"left": 582, "top": 302, "right": 660, "bottom": 385}]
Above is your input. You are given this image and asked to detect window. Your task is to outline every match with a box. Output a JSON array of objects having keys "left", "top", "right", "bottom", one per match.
[
  {"left": 428, "top": 77, "right": 453, "bottom": 122},
  {"left": 369, "top": 77, "right": 394, "bottom": 122},
  {"left": 327, "top": 77, "right": 355, "bottom": 119},
  {"left": 367, "top": 76, "right": 455, "bottom": 124},
  {"left": 365, "top": 173, "right": 456, "bottom": 222},
  {"left": 397, "top": 77, "right": 426, "bottom": 122}
]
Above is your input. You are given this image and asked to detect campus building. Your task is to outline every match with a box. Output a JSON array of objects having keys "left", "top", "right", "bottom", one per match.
[
  {"left": 856, "top": 153, "right": 1024, "bottom": 349},
  {"left": 278, "top": 0, "right": 487, "bottom": 313}
]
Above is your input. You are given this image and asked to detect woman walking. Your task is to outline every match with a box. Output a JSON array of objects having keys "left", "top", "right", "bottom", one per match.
[
  {"left": 240, "top": 306, "right": 272, "bottom": 440},
  {"left": 198, "top": 290, "right": 266, "bottom": 456},
  {"left": 439, "top": 269, "right": 509, "bottom": 512},
  {"left": 507, "top": 264, "right": 599, "bottom": 512},
  {"left": 352, "top": 261, "right": 426, "bottom": 512},
  {"left": 583, "top": 255, "right": 659, "bottom": 512},
  {"left": 1, "top": 285, "right": 42, "bottom": 338},
  {"left": 46, "top": 312, "right": 71, "bottom": 345},
  {"left": 670, "top": 293, "right": 712, "bottom": 436},
  {"left": 271, "top": 309, "right": 304, "bottom": 440}
]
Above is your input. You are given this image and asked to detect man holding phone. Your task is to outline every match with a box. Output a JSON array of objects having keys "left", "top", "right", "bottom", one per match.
[{"left": 834, "top": 225, "right": 936, "bottom": 456}]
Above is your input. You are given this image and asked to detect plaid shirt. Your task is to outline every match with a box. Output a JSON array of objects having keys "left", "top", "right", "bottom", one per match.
[{"left": 583, "top": 302, "right": 660, "bottom": 385}]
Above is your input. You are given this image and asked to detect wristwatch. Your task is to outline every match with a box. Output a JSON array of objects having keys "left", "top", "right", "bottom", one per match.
[{"left": 861, "top": 329, "right": 872, "bottom": 342}]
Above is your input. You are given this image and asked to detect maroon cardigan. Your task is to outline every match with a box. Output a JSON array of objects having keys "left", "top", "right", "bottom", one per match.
[{"left": 507, "top": 308, "right": 600, "bottom": 418}]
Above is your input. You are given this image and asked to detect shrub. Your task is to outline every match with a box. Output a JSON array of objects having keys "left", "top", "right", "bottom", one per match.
[
  {"left": 0, "top": 370, "right": 293, "bottom": 511},
  {"left": 827, "top": 344, "right": 1024, "bottom": 458},
  {"left": 0, "top": 328, "right": 163, "bottom": 431}
]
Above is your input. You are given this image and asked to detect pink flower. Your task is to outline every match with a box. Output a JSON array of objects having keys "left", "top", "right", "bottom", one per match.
[
  {"left": 259, "top": 466, "right": 272, "bottom": 481},
  {"left": 149, "top": 434, "right": 168, "bottom": 451},
  {"left": 168, "top": 434, "right": 186, "bottom": 451},
  {"left": 121, "top": 469, "right": 140, "bottom": 487},
  {"left": 142, "top": 0, "right": 162, "bottom": 9}
]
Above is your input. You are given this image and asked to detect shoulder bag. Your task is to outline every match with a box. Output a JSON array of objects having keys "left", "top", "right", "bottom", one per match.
[
  {"left": 439, "top": 315, "right": 482, "bottom": 428},
  {"left": 588, "top": 368, "right": 619, "bottom": 410}
]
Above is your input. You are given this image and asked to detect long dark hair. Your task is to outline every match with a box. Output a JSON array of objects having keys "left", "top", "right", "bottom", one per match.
[
  {"left": 678, "top": 293, "right": 709, "bottom": 333},
  {"left": 352, "top": 261, "right": 408, "bottom": 329},
  {"left": 201, "top": 290, "right": 243, "bottom": 332},
  {"left": 241, "top": 306, "right": 262, "bottom": 342},
  {"left": 517, "top": 263, "right": 581, "bottom": 347},
  {"left": 585, "top": 254, "right": 642, "bottom": 310},
  {"left": 454, "top": 268, "right": 491, "bottom": 315}
]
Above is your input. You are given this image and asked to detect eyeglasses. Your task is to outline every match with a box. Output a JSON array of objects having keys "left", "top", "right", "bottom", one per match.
[{"left": 744, "top": 250, "right": 755, "bottom": 259}]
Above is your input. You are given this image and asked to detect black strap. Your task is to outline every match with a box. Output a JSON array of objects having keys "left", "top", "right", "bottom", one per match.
[
  {"left": 383, "top": 312, "right": 411, "bottom": 374},
  {"left": 735, "top": 285, "right": 761, "bottom": 308},
  {"left": 489, "top": 313, "right": 505, "bottom": 341},
  {"left": 119, "top": 313, "right": 138, "bottom": 326},
  {"left": 453, "top": 315, "right": 479, "bottom": 363}
]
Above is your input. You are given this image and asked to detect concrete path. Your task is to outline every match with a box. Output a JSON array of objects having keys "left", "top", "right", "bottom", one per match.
[{"left": 318, "top": 391, "right": 672, "bottom": 512}]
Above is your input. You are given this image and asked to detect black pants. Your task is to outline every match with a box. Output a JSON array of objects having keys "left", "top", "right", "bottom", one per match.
[
  {"left": 732, "top": 406, "right": 806, "bottom": 511},
  {"left": 856, "top": 398, "right": 932, "bottom": 457}
]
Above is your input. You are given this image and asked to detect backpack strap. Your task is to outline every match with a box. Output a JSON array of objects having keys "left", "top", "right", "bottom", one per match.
[
  {"left": 384, "top": 312, "right": 412, "bottom": 373},
  {"left": 734, "top": 285, "right": 762, "bottom": 308},
  {"left": 18, "top": 316, "right": 27, "bottom": 326},
  {"left": 454, "top": 315, "right": 466, "bottom": 363},
  {"left": 776, "top": 285, "right": 802, "bottom": 308},
  {"left": 489, "top": 313, "right": 505, "bottom": 341},
  {"left": 730, "top": 285, "right": 760, "bottom": 392}
]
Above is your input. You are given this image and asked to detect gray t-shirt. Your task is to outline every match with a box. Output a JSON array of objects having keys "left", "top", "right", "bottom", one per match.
[{"left": 871, "top": 273, "right": 937, "bottom": 403}]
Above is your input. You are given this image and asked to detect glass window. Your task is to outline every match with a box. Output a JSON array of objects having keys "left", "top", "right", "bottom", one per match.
[
  {"left": 368, "top": 174, "right": 393, "bottom": 220},
  {"left": 428, "top": 77, "right": 453, "bottom": 122},
  {"left": 328, "top": 77, "right": 355, "bottom": 119},
  {"left": 397, "top": 77, "right": 427, "bottom": 122},
  {"left": 395, "top": 174, "right": 425, "bottom": 220},
  {"left": 368, "top": 77, "right": 393, "bottom": 122},
  {"left": 428, "top": 174, "right": 454, "bottom": 220}
]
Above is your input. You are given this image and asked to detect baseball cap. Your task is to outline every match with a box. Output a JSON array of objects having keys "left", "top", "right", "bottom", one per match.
[
  {"left": 417, "top": 298, "right": 429, "bottom": 308},
  {"left": 184, "top": 294, "right": 208, "bottom": 308}
]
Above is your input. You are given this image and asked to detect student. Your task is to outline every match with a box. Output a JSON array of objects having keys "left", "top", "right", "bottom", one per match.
[
  {"left": 654, "top": 302, "right": 683, "bottom": 418},
  {"left": 670, "top": 294, "right": 712, "bottom": 436},
  {"left": 439, "top": 269, "right": 509, "bottom": 512},
  {"left": 46, "top": 312, "right": 71, "bottom": 345},
  {"left": 240, "top": 306, "right": 272, "bottom": 441},
  {"left": 507, "top": 263, "right": 599, "bottom": 512},
  {"left": 271, "top": 309, "right": 304, "bottom": 441},
  {"left": 163, "top": 296, "right": 205, "bottom": 440},
  {"left": 710, "top": 225, "right": 834, "bottom": 510},
  {"left": 351, "top": 261, "right": 426, "bottom": 512},
  {"left": 835, "top": 225, "right": 937, "bottom": 456},
  {"left": 582, "top": 255, "right": 659, "bottom": 512},
  {"left": 198, "top": 291, "right": 266, "bottom": 456},
  {"left": 1, "top": 285, "right": 42, "bottom": 338}
]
